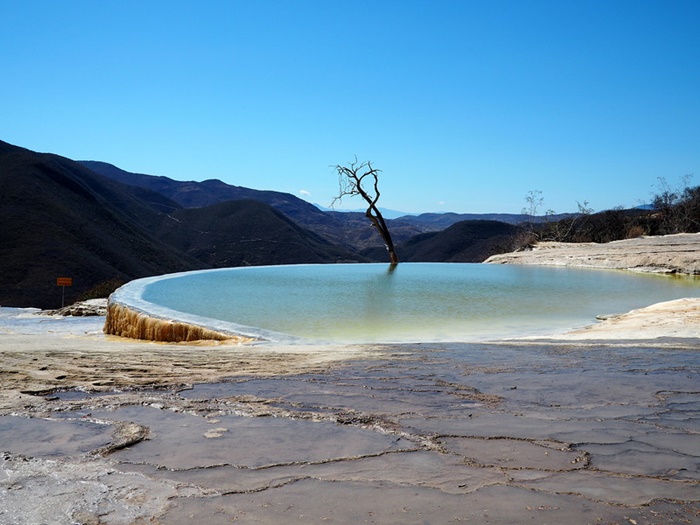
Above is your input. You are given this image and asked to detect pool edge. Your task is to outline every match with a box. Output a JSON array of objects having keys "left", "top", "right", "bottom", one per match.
[{"left": 103, "top": 300, "right": 255, "bottom": 343}]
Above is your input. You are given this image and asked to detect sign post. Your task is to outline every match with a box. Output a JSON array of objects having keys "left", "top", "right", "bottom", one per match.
[{"left": 56, "top": 277, "right": 73, "bottom": 308}]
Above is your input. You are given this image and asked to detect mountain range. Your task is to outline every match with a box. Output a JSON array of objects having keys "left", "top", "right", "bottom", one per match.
[
  {"left": 2, "top": 140, "right": 526, "bottom": 308},
  {"left": 80, "top": 160, "right": 538, "bottom": 250}
]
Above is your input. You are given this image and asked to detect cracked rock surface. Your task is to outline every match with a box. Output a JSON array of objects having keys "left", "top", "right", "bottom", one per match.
[
  {"left": 1, "top": 339, "right": 698, "bottom": 524},
  {"left": 485, "top": 232, "right": 700, "bottom": 274}
]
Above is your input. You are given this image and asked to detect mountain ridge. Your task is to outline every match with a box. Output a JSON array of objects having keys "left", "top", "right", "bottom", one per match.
[
  {"left": 80, "top": 160, "right": 540, "bottom": 250},
  {"left": 81, "top": 160, "right": 559, "bottom": 227}
]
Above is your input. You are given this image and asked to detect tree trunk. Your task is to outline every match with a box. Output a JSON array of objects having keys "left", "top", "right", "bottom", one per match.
[{"left": 366, "top": 205, "right": 399, "bottom": 264}]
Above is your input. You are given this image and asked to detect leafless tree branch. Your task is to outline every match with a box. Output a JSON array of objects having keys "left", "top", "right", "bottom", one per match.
[{"left": 331, "top": 158, "right": 399, "bottom": 264}]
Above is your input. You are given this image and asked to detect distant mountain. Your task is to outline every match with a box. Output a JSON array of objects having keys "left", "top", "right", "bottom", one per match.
[
  {"left": 392, "top": 211, "right": 574, "bottom": 230},
  {"left": 314, "top": 204, "right": 415, "bottom": 220},
  {"left": 80, "top": 161, "right": 382, "bottom": 248},
  {"left": 80, "top": 160, "right": 343, "bottom": 240},
  {"left": 398, "top": 220, "right": 521, "bottom": 262}
]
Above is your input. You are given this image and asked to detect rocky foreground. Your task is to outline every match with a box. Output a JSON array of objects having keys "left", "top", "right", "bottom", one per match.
[
  {"left": 1, "top": 334, "right": 698, "bottom": 524},
  {"left": 486, "top": 232, "right": 700, "bottom": 274}
]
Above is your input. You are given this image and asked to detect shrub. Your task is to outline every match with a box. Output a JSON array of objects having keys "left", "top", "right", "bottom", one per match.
[{"left": 78, "top": 277, "right": 125, "bottom": 301}]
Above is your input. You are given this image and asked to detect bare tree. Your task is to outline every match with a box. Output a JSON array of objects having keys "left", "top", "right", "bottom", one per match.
[
  {"left": 521, "top": 190, "right": 544, "bottom": 235},
  {"left": 653, "top": 175, "right": 698, "bottom": 233},
  {"left": 332, "top": 159, "right": 399, "bottom": 264}
]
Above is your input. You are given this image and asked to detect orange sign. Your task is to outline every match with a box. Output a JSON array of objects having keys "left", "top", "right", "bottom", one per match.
[{"left": 56, "top": 277, "right": 73, "bottom": 286}]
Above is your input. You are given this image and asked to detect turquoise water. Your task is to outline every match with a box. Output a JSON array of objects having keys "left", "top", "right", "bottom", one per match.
[{"left": 135, "top": 263, "right": 700, "bottom": 343}]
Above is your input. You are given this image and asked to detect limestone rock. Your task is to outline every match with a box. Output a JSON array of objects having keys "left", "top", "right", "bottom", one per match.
[{"left": 485, "top": 233, "right": 700, "bottom": 275}]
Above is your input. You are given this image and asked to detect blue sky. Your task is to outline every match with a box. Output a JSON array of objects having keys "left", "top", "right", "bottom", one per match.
[{"left": 2, "top": 1, "right": 698, "bottom": 214}]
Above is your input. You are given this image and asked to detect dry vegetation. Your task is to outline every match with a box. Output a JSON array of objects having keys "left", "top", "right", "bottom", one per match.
[{"left": 520, "top": 180, "right": 700, "bottom": 248}]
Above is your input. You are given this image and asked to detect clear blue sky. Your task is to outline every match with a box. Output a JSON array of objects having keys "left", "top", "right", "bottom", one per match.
[{"left": 2, "top": 1, "right": 698, "bottom": 214}]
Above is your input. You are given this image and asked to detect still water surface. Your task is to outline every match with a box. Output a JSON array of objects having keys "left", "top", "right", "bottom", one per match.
[{"left": 137, "top": 263, "right": 700, "bottom": 343}]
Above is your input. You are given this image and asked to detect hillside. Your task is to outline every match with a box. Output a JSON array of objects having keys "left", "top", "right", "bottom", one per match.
[
  {"left": 399, "top": 220, "right": 521, "bottom": 262},
  {"left": 0, "top": 141, "right": 206, "bottom": 308},
  {"left": 155, "top": 199, "right": 366, "bottom": 267}
]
